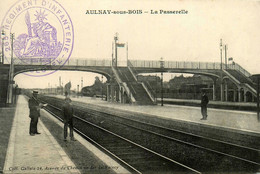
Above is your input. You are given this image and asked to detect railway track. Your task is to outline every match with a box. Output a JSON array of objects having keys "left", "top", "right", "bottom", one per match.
[
  {"left": 39, "top": 96, "right": 260, "bottom": 174},
  {"left": 40, "top": 97, "right": 200, "bottom": 174}
]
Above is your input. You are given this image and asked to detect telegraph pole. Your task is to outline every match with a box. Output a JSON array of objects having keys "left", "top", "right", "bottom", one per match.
[
  {"left": 112, "top": 42, "right": 114, "bottom": 65},
  {"left": 126, "top": 42, "right": 128, "bottom": 66},
  {"left": 10, "top": 33, "right": 15, "bottom": 103},
  {"left": 225, "top": 44, "right": 228, "bottom": 70},
  {"left": 220, "top": 39, "right": 224, "bottom": 101},
  {"left": 256, "top": 77, "right": 260, "bottom": 121},
  {"left": 7, "top": 33, "right": 15, "bottom": 104},
  {"left": 1, "top": 30, "right": 5, "bottom": 64},
  {"left": 160, "top": 57, "right": 164, "bottom": 106},
  {"left": 220, "top": 39, "right": 223, "bottom": 70},
  {"left": 114, "top": 33, "right": 118, "bottom": 67},
  {"left": 161, "top": 72, "right": 163, "bottom": 106}
]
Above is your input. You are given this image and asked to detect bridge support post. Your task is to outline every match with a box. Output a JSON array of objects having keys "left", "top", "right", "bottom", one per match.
[
  {"left": 111, "top": 85, "right": 115, "bottom": 102},
  {"left": 225, "top": 81, "right": 228, "bottom": 101},
  {"left": 116, "top": 85, "right": 120, "bottom": 102},
  {"left": 107, "top": 85, "right": 111, "bottom": 102},
  {"left": 220, "top": 83, "right": 224, "bottom": 102},
  {"left": 212, "top": 79, "right": 216, "bottom": 101},
  {"left": 244, "top": 91, "right": 247, "bottom": 102},
  {"left": 238, "top": 88, "right": 242, "bottom": 102},
  {"left": 120, "top": 87, "right": 124, "bottom": 103},
  {"left": 233, "top": 89, "right": 237, "bottom": 102},
  {"left": 120, "top": 87, "right": 127, "bottom": 104}
]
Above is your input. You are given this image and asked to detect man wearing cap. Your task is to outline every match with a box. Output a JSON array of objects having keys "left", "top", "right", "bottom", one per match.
[
  {"left": 201, "top": 90, "right": 209, "bottom": 120},
  {"left": 28, "top": 90, "right": 41, "bottom": 136},
  {"left": 62, "top": 97, "right": 76, "bottom": 141}
]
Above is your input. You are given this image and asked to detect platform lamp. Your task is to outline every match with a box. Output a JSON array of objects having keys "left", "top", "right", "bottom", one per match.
[
  {"left": 159, "top": 57, "right": 165, "bottom": 106},
  {"left": 1, "top": 30, "right": 5, "bottom": 64}
]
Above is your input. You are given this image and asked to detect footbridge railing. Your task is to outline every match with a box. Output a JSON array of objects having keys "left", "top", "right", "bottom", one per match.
[
  {"left": 129, "top": 60, "right": 251, "bottom": 77},
  {"left": 12, "top": 57, "right": 251, "bottom": 78},
  {"left": 227, "top": 63, "right": 251, "bottom": 77},
  {"left": 14, "top": 58, "right": 112, "bottom": 67}
]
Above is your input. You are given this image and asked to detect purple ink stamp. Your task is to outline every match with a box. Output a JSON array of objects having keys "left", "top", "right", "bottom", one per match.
[{"left": 1, "top": 0, "right": 74, "bottom": 76}]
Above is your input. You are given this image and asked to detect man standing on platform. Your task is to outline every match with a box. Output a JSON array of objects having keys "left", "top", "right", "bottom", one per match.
[
  {"left": 28, "top": 90, "right": 41, "bottom": 136},
  {"left": 201, "top": 90, "right": 209, "bottom": 120},
  {"left": 62, "top": 97, "right": 76, "bottom": 141}
]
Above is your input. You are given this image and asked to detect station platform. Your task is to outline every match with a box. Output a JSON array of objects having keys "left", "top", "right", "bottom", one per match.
[
  {"left": 3, "top": 96, "right": 130, "bottom": 174},
  {"left": 65, "top": 96, "right": 260, "bottom": 134}
]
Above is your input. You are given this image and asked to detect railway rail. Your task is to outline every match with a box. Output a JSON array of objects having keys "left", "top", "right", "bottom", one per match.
[{"left": 39, "top": 96, "right": 260, "bottom": 174}]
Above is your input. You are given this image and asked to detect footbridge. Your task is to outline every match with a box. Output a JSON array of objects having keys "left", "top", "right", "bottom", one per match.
[{"left": 0, "top": 57, "right": 256, "bottom": 106}]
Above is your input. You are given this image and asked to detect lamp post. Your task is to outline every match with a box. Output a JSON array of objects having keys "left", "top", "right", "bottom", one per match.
[
  {"left": 10, "top": 33, "right": 15, "bottom": 103},
  {"left": 81, "top": 77, "right": 83, "bottom": 97},
  {"left": 77, "top": 84, "right": 79, "bottom": 98},
  {"left": 155, "top": 74, "right": 158, "bottom": 103},
  {"left": 252, "top": 74, "right": 260, "bottom": 121},
  {"left": 224, "top": 44, "right": 228, "bottom": 70},
  {"left": 160, "top": 57, "right": 164, "bottom": 106},
  {"left": 220, "top": 39, "right": 223, "bottom": 70},
  {"left": 1, "top": 30, "right": 5, "bottom": 64},
  {"left": 101, "top": 75, "right": 103, "bottom": 100}
]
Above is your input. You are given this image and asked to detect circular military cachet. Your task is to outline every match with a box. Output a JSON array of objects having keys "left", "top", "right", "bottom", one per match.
[{"left": 1, "top": 0, "right": 74, "bottom": 77}]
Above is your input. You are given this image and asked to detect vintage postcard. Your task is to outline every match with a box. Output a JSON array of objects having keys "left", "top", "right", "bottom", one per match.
[{"left": 0, "top": 0, "right": 259, "bottom": 173}]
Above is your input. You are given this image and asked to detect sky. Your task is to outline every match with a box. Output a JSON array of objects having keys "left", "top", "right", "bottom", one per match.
[{"left": 0, "top": 0, "right": 260, "bottom": 89}]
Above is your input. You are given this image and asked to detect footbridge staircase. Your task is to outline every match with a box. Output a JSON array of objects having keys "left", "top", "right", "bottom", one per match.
[
  {"left": 112, "top": 65, "right": 155, "bottom": 105},
  {"left": 222, "top": 64, "right": 257, "bottom": 100}
]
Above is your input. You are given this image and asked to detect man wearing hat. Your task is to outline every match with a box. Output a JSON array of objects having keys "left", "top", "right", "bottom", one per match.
[
  {"left": 28, "top": 90, "right": 42, "bottom": 136},
  {"left": 201, "top": 90, "right": 209, "bottom": 120},
  {"left": 62, "top": 97, "right": 76, "bottom": 141}
]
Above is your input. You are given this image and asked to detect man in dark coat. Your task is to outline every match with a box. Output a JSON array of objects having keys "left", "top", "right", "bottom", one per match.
[
  {"left": 62, "top": 97, "right": 76, "bottom": 141},
  {"left": 28, "top": 90, "right": 41, "bottom": 136},
  {"left": 201, "top": 90, "right": 209, "bottom": 120}
]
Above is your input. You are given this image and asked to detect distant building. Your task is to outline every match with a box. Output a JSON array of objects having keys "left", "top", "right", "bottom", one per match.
[{"left": 137, "top": 74, "right": 214, "bottom": 100}]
